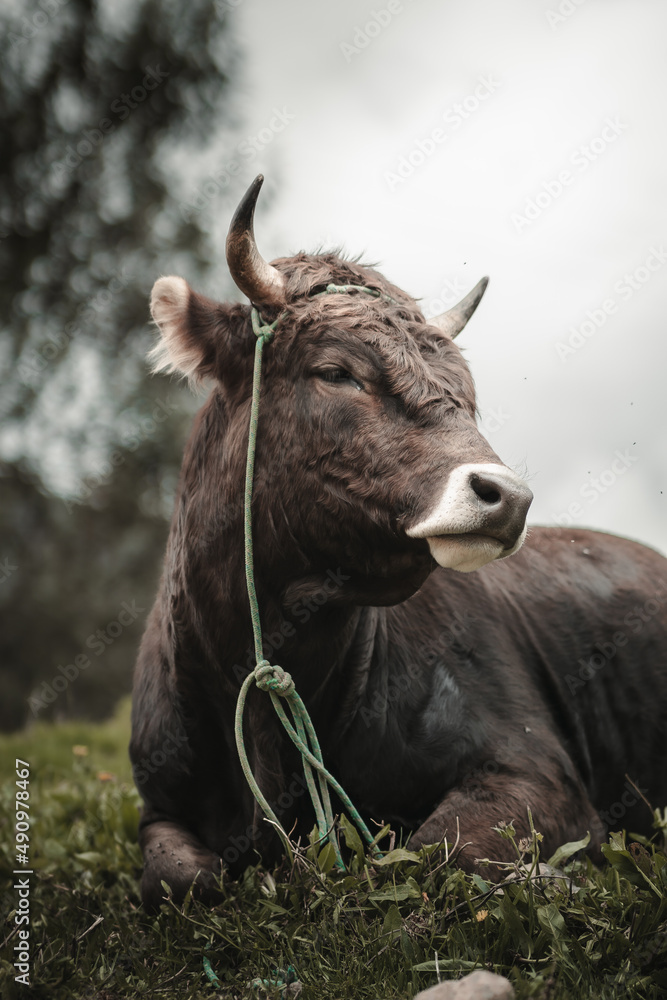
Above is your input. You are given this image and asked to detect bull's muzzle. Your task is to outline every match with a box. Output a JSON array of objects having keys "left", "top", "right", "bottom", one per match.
[{"left": 407, "top": 463, "right": 533, "bottom": 573}]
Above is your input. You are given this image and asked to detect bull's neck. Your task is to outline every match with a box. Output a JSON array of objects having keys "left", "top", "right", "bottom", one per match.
[
  {"left": 169, "top": 507, "right": 382, "bottom": 719},
  {"left": 237, "top": 556, "right": 382, "bottom": 713}
]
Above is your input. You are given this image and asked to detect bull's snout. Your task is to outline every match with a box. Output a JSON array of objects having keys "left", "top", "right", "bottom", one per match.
[
  {"left": 406, "top": 462, "right": 533, "bottom": 573},
  {"left": 467, "top": 469, "right": 533, "bottom": 548}
]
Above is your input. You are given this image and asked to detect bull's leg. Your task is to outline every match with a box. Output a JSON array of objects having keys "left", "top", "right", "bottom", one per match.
[
  {"left": 409, "top": 771, "right": 604, "bottom": 881},
  {"left": 138, "top": 819, "right": 223, "bottom": 912}
]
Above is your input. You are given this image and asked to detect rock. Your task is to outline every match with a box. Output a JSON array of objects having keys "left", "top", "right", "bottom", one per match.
[{"left": 414, "top": 970, "right": 515, "bottom": 1000}]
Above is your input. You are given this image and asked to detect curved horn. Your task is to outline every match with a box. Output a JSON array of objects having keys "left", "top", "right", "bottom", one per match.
[
  {"left": 225, "top": 175, "right": 287, "bottom": 309},
  {"left": 429, "top": 276, "right": 489, "bottom": 339}
]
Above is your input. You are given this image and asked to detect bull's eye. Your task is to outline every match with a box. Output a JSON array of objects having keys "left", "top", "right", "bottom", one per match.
[{"left": 317, "top": 368, "right": 363, "bottom": 391}]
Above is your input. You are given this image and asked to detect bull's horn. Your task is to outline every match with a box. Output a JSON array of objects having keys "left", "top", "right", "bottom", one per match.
[
  {"left": 226, "top": 175, "right": 287, "bottom": 309},
  {"left": 429, "top": 276, "right": 489, "bottom": 339}
]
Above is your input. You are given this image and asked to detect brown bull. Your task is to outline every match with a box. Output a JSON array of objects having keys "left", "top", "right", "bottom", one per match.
[{"left": 130, "top": 175, "right": 667, "bottom": 911}]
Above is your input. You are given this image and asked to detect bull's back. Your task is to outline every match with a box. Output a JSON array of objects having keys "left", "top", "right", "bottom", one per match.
[{"left": 490, "top": 525, "right": 667, "bottom": 677}]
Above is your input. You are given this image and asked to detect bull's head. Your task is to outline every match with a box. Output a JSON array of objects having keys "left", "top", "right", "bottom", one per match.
[{"left": 149, "top": 176, "right": 532, "bottom": 606}]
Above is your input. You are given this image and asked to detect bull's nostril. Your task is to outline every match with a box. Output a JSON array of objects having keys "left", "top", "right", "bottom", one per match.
[{"left": 471, "top": 477, "right": 502, "bottom": 505}]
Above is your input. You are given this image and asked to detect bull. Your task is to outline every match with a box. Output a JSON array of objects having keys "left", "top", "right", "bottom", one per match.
[{"left": 130, "top": 175, "right": 667, "bottom": 911}]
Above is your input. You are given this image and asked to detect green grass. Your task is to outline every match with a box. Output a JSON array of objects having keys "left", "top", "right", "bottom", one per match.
[{"left": 1, "top": 701, "right": 666, "bottom": 999}]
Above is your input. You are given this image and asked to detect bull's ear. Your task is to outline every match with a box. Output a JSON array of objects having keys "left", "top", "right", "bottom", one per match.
[
  {"left": 148, "top": 276, "right": 249, "bottom": 384},
  {"left": 149, "top": 276, "right": 198, "bottom": 378}
]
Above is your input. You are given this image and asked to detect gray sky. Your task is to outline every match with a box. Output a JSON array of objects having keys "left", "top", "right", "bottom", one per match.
[{"left": 219, "top": 0, "right": 667, "bottom": 554}]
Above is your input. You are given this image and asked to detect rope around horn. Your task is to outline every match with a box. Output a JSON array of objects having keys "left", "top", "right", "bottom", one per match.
[{"left": 234, "top": 286, "right": 395, "bottom": 868}]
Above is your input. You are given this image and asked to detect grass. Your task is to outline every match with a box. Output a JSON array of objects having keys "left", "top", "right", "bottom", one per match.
[{"left": 1, "top": 699, "right": 666, "bottom": 999}]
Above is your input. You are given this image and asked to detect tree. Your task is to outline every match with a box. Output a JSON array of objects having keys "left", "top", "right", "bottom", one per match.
[{"left": 0, "top": 0, "right": 240, "bottom": 730}]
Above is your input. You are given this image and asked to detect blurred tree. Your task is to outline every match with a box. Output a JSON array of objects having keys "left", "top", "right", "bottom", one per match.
[{"left": 0, "top": 0, "right": 242, "bottom": 730}]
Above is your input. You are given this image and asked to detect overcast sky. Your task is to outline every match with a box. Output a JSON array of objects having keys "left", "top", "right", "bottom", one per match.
[{"left": 209, "top": 0, "right": 667, "bottom": 555}]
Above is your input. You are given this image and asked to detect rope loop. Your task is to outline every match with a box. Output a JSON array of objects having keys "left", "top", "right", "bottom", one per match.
[
  {"left": 250, "top": 306, "right": 284, "bottom": 343},
  {"left": 255, "top": 661, "right": 294, "bottom": 697}
]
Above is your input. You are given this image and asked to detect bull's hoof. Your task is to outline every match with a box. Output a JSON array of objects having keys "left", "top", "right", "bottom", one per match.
[{"left": 139, "top": 821, "right": 224, "bottom": 912}]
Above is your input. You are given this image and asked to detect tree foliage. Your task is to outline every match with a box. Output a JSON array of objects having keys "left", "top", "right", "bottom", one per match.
[{"left": 0, "top": 0, "right": 239, "bottom": 730}]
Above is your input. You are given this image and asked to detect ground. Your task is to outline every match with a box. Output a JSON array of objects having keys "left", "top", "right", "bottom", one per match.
[{"left": 0, "top": 699, "right": 666, "bottom": 999}]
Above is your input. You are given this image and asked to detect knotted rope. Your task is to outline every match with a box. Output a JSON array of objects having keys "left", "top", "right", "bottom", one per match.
[{"left": 234, "top": 286, "right": 394, "bottom": 867}]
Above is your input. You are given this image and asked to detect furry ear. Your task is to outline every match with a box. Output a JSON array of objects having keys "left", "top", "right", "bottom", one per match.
[
  {"left": 148, "top": 276, "right": 250, "bottom": 384},
  {"left": 149, "top": 276, "right": 199, "bottom": 379}
]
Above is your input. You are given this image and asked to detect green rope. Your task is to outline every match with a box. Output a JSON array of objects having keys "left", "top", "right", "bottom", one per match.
[
  {"left": 233, "top": 298, "right": 386, "bottom": 870},
  {"left": 206, "top": 287, "right": 391, "bottom": 991},
  {"left": 202, "top": 954, "right": 220, "bottom": 986},
  {"left": 250, "top": 965, "right": 298, "bottom": 994}
]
